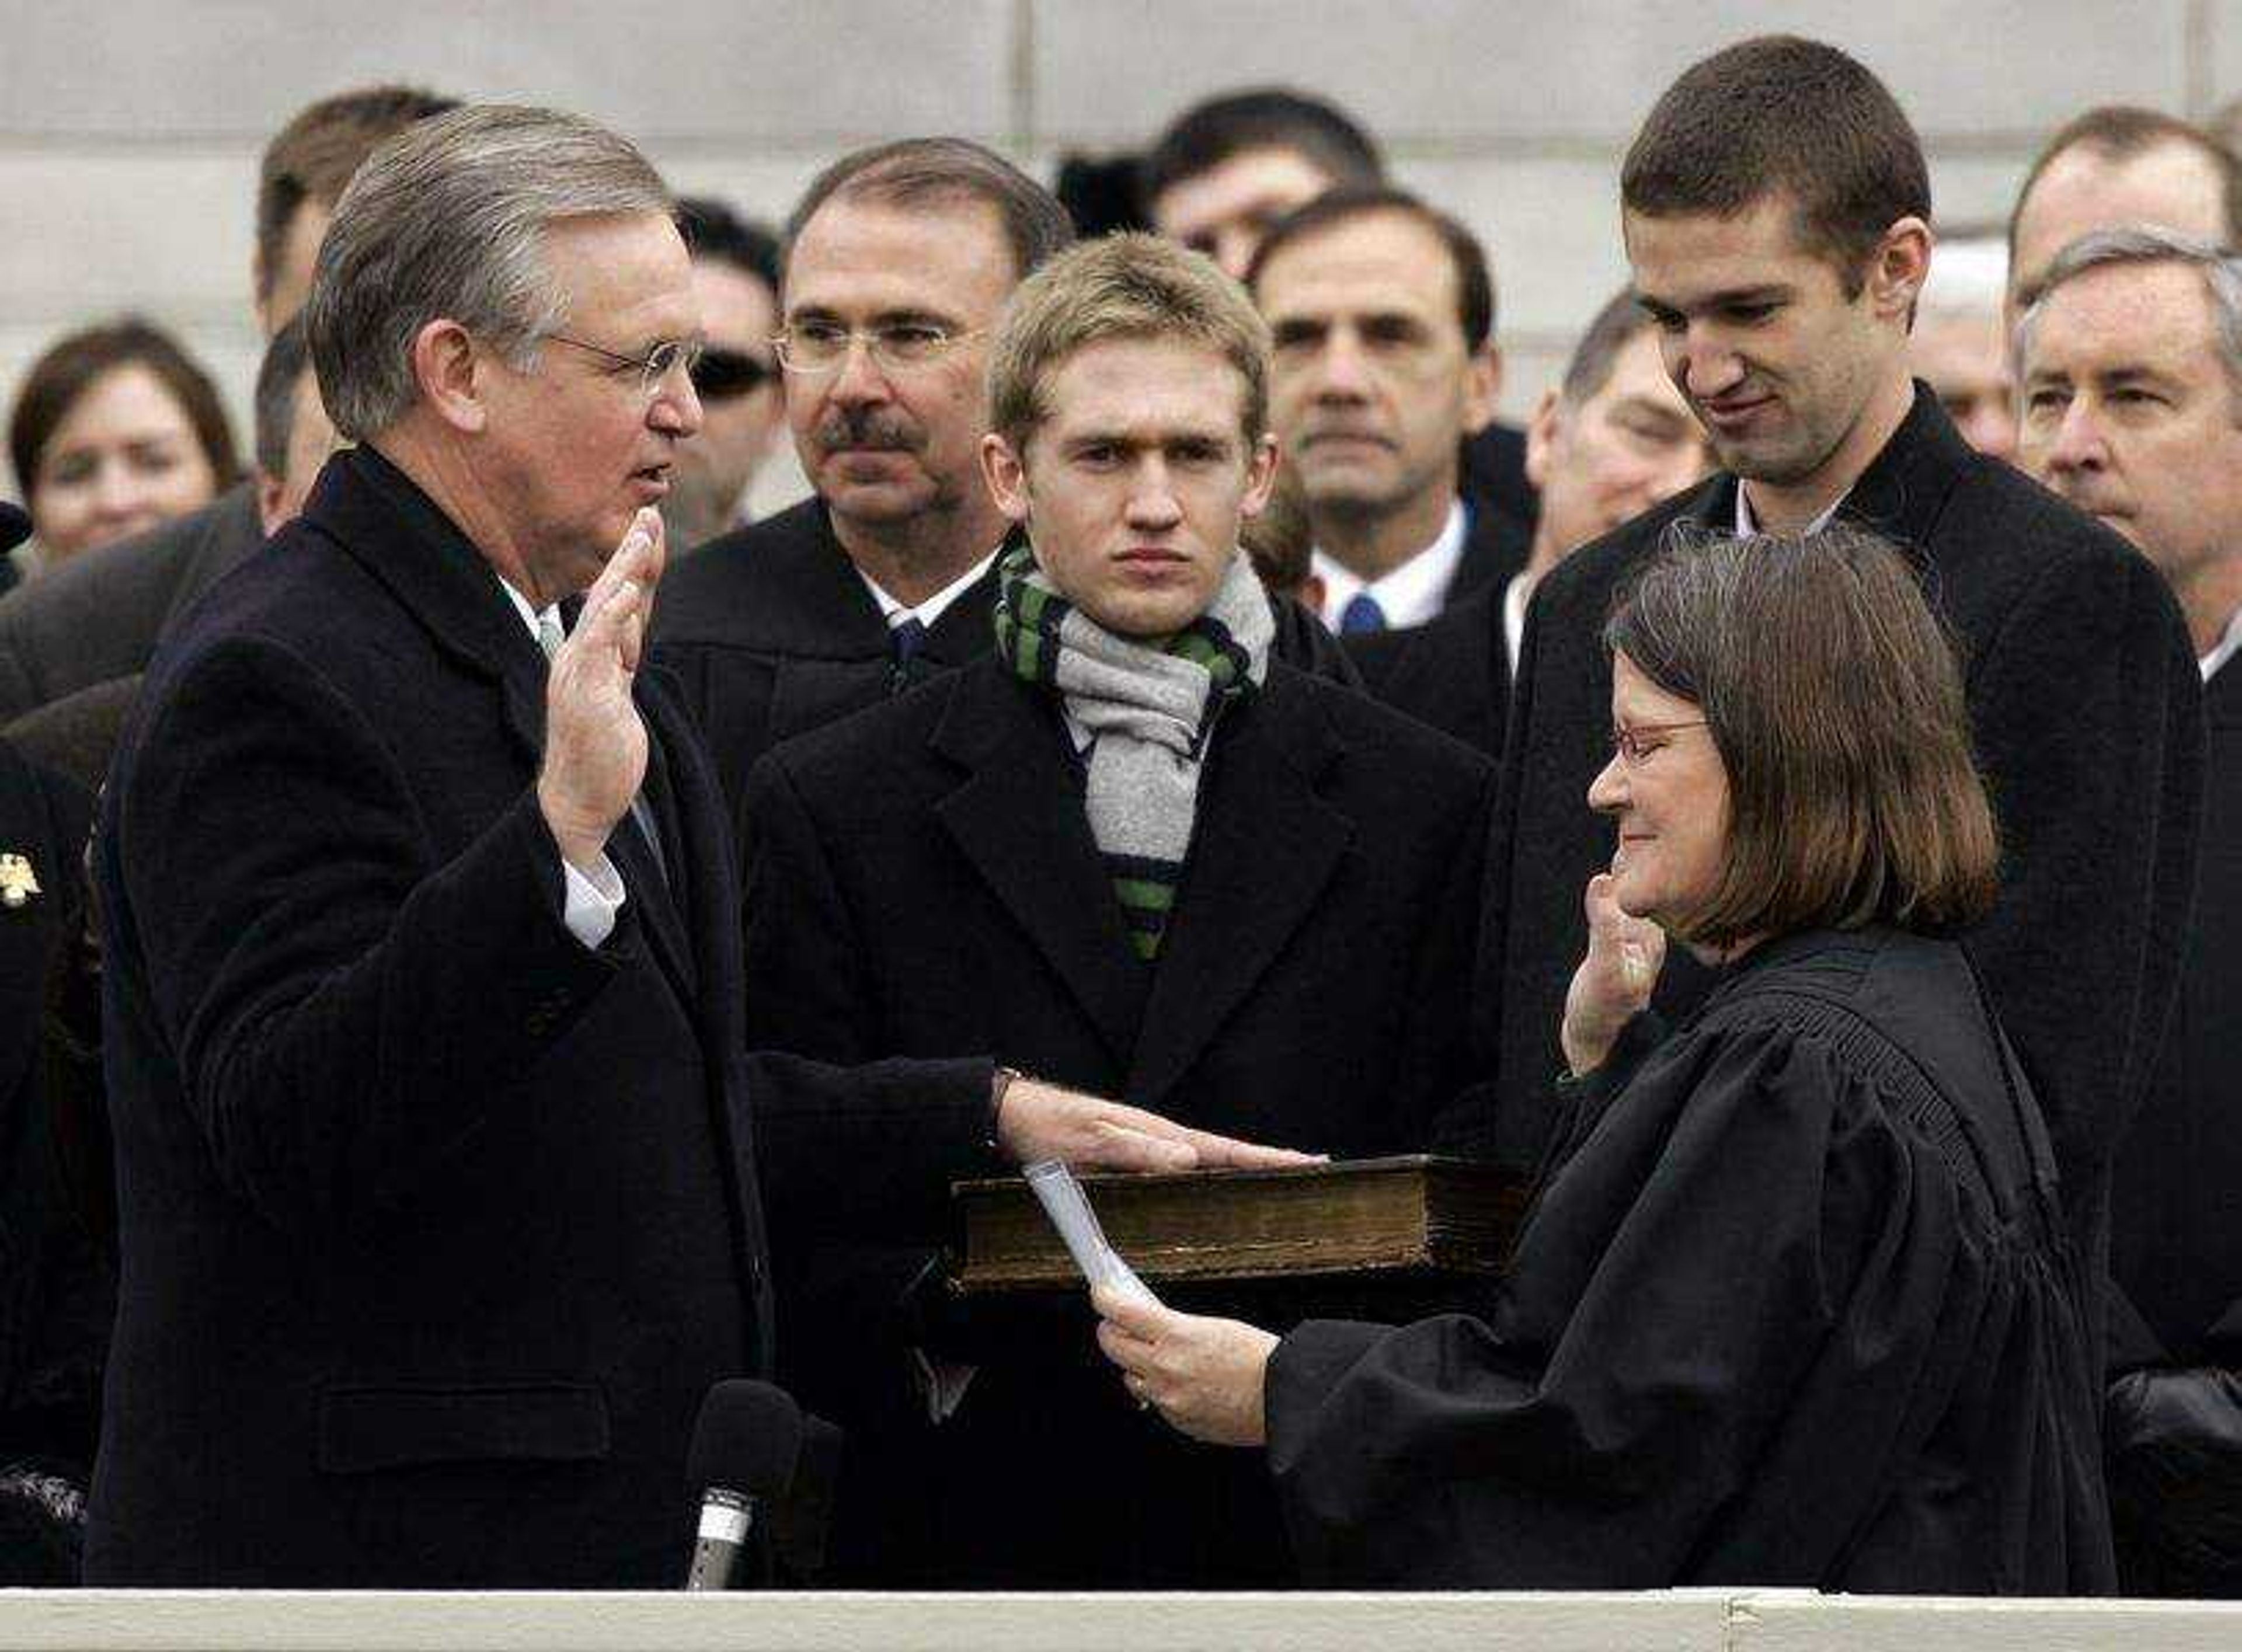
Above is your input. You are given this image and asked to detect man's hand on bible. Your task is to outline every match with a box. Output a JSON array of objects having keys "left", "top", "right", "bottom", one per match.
[
  {"left": 994, "top": 1074, "right": 1323, "bottom": 1175},
  {"left": 538, "top": 508, "right": 666, "bottom": 873}
]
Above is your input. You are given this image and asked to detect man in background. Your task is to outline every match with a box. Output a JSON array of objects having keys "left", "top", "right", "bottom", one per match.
[
  {"left": 1909, "top": 235, "right": 2015, "bottom": 460},
  {"left": 1142, "top": 86, "right": 1537, "bottom": 530},
  {"left": 2008, "top": 105, "right": 2241, "bottom": 319},
  {"left": 1249, "top": 187, "right": 1509, "bottom": 636},
  {"left": 664, "top": 196, "right": 785, "bottom": 551},
  {"left": 0, "top": 85, "right": 455, "bottom": 719},
  {"left": 2015, "top": 227, "right": 2242, "bottom": 1597}
]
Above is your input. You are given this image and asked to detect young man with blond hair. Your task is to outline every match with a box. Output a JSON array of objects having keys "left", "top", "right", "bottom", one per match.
[{"left": 739, "top": 233, "right": 1495, "bottom": 1587}]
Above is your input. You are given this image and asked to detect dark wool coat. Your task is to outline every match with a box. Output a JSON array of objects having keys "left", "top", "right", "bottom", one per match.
[
  {"left": 85, "top": 447, "right": 990, "bottom": 1587},
  {"left": 741, "top": 654, "right": 1496, "bottom": 1585}
]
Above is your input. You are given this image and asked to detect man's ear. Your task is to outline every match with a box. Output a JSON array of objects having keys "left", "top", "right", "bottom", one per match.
[
  {"left": 1461, "top": 342, "right": 1503, "bottom": 437},
  {"left": 256, "top": 470, "right": 287, "bottom": 539},
  {"left": 1523, "top": 387, "right": 1562, "bottom": 492},
  {"left": 980, "top": 431, "right": 1032, "bottom": 525},
  {"left": 1869, "top": 217, "right": 1933, "bottom": 325},
  {"left": 1237, "top": 432, "right": 1280, "bottom": 520},
  {"left": 412, "top": 319, "right": 490, "bottom": 434}
]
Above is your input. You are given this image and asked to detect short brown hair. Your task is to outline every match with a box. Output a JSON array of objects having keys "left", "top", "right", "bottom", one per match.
[
  {"left": 986, "top": 232, "right": 1271, "bottom": 455},
  {"left": 1603, "top": 524, "right": 1997, "bottom": 947},
  {"left": 9, "top": 316, "right": 241, "bottom": 498},
  {"left": 2007, "top": 105, "right": 2242, "bottom": 274},
  {"left": 256, "top": 86, "right": 458, "bottom": 306},
  {"left": 786, "top": 138, "right": 1075, "bottom": 289},
  {"left": 1621, "top": 36, "right": 1930, "bottom": 295},
  {"left": 1245, "top": 186, "right": 1496, "bottom": 351}
]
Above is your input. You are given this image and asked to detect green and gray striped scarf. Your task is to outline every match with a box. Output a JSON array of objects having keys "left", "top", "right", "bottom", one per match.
[{"left": 994, "top": 542, "right": 1273, "bottom": 960}]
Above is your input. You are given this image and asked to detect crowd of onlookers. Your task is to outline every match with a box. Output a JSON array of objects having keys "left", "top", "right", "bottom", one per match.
[{"left": 4, "top": 36, "right": 2242, "bottom": 1597}]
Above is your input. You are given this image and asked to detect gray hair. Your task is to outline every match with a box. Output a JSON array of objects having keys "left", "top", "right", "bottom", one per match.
[
  {"left": 252, "top": 316, "right": 312, "bottom": 478},
  {"left": 1558, "top": 287, "right": 1655, "bottom": 407},
  {"left": 305, "top": 104, "right": 671, "bottom": 440},
  {"left": 2014, "top": 224, "right": 2242, "bottom": 419}
]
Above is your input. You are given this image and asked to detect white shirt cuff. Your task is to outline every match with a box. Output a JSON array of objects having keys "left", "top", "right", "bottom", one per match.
[{"left": 561, "top": 852, "right": 625, "bottom": 948}]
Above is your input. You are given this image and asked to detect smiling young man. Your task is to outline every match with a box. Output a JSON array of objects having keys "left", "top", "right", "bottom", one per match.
[
  {"left": 739, "top": 233, "right": 1496, "bottom": 1585},
  {"left": 1478, "top": 37, "right": 2203, "bottom": 1355}
]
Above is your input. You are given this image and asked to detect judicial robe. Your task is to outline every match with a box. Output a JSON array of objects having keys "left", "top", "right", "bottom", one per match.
[
  {"left": 1268, "top": 926, "right": 2117, "bottom": 1594},
  {"left": 1478, "top": 388, "right": 2203, "bottom": 1346}
]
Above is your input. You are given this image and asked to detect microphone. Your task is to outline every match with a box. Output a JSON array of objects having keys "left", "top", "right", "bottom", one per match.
[{"left": 683, "top": 1379, "right": 805, "bottom": 1591}]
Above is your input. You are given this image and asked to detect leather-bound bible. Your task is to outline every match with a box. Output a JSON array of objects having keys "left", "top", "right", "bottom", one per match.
[{"left": 948, "top": 1154, "right": 1528, "bottom": 1299}]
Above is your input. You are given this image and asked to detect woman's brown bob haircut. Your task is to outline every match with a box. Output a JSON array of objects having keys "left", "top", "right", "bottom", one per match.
[{"left": 1604, "top": 524, "right": 1997, "bottom": 947}]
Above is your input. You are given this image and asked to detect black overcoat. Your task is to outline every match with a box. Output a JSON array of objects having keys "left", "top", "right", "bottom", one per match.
[
  {"left": 1478, "top": 389, "right": 2203, "bottom": 1326},
  {"left": 85, "top": 448, "right": 989, "bottom": 1587},
  {"left": 741, "top": 654, "right": 1496, "bottom": 1584}
]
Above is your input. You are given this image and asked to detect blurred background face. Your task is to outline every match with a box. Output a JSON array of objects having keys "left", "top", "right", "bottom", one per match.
[
  {"left": 257, "top": 368, "right": 342, "bottom": 538},
  {"left": 1909, "top": 308, "right": 2015, "bottom": 460},
  {"left": 662, "top": 256, "right": 782, "bottom": 548},
  {"left": 30, "top": 361, "right": 221, "bottom": 562},
  {"left": 1528, "top": 326, "right": 1712, "bottom": 558},
  {"left": 2017, "top": 260, "right": 2242, "bottom": 602},
  {"left": 1152, "top": 147, "right": 1335, "bottom": 280},
  {"left": 1258, "top": 210, "right": 1492, "bottom": 522},
  {"left": 2010, "top": 141, "right": 2230, "bottom": 318}
]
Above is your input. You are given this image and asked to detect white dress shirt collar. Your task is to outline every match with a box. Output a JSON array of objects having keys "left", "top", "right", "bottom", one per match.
[
  {"left": 2201, "top": 602, "right": 2242, "bottom": 682},
  {"left": 1313, "top": 497, "right": 1470, "bottom": 632},
  {"left": 1735, "top": 483, "right": 1847, "bottom": 538},
  {"left": 858, "top": 544, "right": 1005, "bottom": 632}
]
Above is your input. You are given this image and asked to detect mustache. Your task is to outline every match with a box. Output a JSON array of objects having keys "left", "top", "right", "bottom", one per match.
[{"left": 814, "top": 407, "right": 921, "bottom": 452}]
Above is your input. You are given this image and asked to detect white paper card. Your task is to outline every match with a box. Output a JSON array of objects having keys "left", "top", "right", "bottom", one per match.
[{"left": 1023, "top": 1159, "right": 1159, "bottom": 1304}]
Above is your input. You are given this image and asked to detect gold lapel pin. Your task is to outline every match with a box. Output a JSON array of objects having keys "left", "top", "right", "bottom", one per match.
[{"left": 0, "top": 853, "right": 41, "bottom": 909}]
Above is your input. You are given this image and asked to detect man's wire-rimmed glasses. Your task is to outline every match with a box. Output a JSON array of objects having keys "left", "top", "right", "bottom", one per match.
[
  {"left": 545, "top": 332, "right": 705, "bottom": 398},
  {"left": 771, "top": 320, "right": 985, "bottom": 377}
]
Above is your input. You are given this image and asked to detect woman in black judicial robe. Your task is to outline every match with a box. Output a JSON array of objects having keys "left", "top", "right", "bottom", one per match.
[{"left": 1096, "top": 525, "right": 2117, "bottom": 1594}]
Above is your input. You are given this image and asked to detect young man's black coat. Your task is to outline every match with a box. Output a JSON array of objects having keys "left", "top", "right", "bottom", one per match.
[
  {"left": 741, "top": 654, "right": 1497, "bottom": 1584},
  {"left": 1479, "top": 389, "right": 2203, "bottom": 1319},
  {"left": 86, "top": 448, "right": 993, "bottom": 1586},
  {"left": 653, "top": 497, "right": 1360, "bottom": 824}
]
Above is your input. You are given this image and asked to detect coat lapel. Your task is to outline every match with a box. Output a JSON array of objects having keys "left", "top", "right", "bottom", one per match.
[
  {"left": 310, "top": 447, "right": 551, "bottom": 769},
  {"left": 931, "top": 664, "right": 1150, "bottom": 1072},
  {"left": 1125, "top": 677, "right": 1353, "bottom": 1110}
]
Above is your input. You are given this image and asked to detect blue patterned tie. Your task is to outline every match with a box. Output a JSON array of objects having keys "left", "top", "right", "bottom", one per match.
[
  {"left": 1339, "top": 593, "right": 1387, "bottom": 635},
  {"left": 887, "top": 616, "right": 929, "bottom": 693}
]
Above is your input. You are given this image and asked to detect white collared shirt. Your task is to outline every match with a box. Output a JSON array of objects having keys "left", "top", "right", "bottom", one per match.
[
  {"left": 2201, "top": 603, "right": 2242, "bottom": 682},
  {"left": 1735, "top": 483, "right": 1847, "bottom": 538},
  {"left": 496, "top": 577, "right": 626, "bottom": 949},
  {"left": 1313, "top": 497, "right": 1470, "bottom": 633},
  {"left": 1503, "top": 570, "right": 1534, "bottom": 680},
  {"left": 857, "top": 545, "right": 1005, "bottom": 633}
]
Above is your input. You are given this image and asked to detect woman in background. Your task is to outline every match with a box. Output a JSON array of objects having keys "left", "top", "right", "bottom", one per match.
[
  {"left": 6, "top": 318, "right": 238, "bottom": 587},
  {"left": 1097, "top": 525, "right": 2116, "bottom": 1595}
]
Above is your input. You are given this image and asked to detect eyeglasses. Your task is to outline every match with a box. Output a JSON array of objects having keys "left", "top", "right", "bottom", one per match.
[
  {"left": 689, "top": 348, "right": 778, "bottom": 400},
  {"left": 771, "top": 319, "right": 983, "bottom": 377},
  {"left": 1610, "top": 720, "right": 1707, "bottom": 764},
  {"left": 545, "top": 332, "right": 704, "bottom": 398}
]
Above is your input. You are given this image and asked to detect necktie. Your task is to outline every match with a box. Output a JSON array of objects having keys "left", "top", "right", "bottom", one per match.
[
  {"left": 889, "top": 615, "right": 929, "bottom": 693},
  {"left": 1339, "top": 592, "right": 1388, "bottom": 635}
]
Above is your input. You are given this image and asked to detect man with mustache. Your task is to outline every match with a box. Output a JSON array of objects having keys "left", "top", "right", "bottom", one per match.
[
  {"left": 2016, "top": 227, "right": 2242, "bottom": 1597},
  {"left": 1478, "top": 36, "right": 2202, "bottom": 1376}
]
